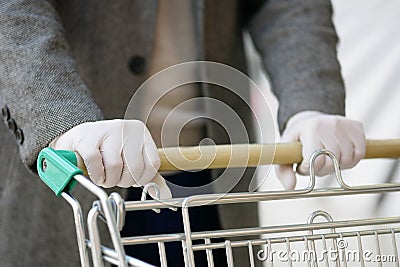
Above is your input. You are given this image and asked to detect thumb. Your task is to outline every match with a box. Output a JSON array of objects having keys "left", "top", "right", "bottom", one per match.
[
  {"left": 275, "top": 165, "right": 297, "bottom": 190},
  {"left": 147, "top": 173, "right": 172, "bottom": 199}
]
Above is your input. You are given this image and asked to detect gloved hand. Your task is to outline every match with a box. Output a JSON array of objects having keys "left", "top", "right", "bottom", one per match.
[
  {"left": 276, "top": 111, "right": 366, "bottom": 190},
  {"left": 49, "top": 119, "right": 172, "bottom": 199}
]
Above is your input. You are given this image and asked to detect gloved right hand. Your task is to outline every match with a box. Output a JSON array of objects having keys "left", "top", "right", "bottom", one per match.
[
  {"left": 275, "top": 111, "right": 366, "bottom": 190},
  {"left": 49, "top": 119, "right": 172, "bottom": 199}
]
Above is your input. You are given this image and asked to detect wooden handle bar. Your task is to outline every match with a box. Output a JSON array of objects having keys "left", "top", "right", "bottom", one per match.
[
  {"left": 158, "top": 139, "right": 400, "bottom": 171},
  {"left": 74, "top": 139, "right": 400, "bottom": 173}
]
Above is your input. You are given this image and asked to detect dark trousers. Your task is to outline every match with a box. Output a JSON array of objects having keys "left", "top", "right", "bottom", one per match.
[{"left": 120, "top": 170, "right": 227, "bottom": 267}]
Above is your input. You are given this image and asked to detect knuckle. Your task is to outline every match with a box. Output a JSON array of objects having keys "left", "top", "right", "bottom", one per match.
[
  {"left": 125, "top": 161, "right": 142, "bottom": 177},
  {"left": 340, "top": 155, "right": 353, "bottom": 168},
  {"left": 317, "top": 164, "right": 334, "bottom": 176},
  {"left": 102, "top": 181, "right": 116, "bottom": 188},
  {"left": 339, "top": 161, "right": 351, "bottom": 170},
  {"left": 105, "top": 160, "right": 122, "bottom": 170},
  {"left": 327, "top": 144, "right": 340, "bottom": 158},
  {"left": 103, "top": 169, "right": 122, "bottom": 186},
  {"left": 117, "top": 183, "right": 131, "bottom": 188},
  {"left": 311, "top": 157, "right": 325, "bottom": 174},
  {"left": 323, "top": 116, "right": 335, "bottom": 126},
  {"left": 324, "top": 159, "right": 334, "bottom": 171},
  {"left": 117, "top": 179, "right": 134, "bottom": 188},
  {"left": 355, "top": 120, "right": 364, "bottom": 130},
  {"left": 354, "top": 149, "right": 365, "bottom": 161},
  {"left": 102, "top": 175, "right": 118, "bottom": 187},
  {"left": 314, "top": 156, "right": 325, "bottom": 168},
  {"left": 89, "top": 171, "right": 105, "bottom": 186},
  {"left": 83, "top": 151, "right": 100, "bottom": 164},
  {"left": 150, "top": 156, "right": 161, "bottom": 170},
  {"left": 129, "top": 167, "right": 146, "bottom": 185},
  {"left": 330, "top": 118, "right": 338, "bottom": 128},
  {"left": 297, "top": 161, "right": 310, "bottom": 175},
  {"left": 275, "top": 165, "right": 285, "bottom": 178},
  {"left": 120, "top": 169, "right": 136, "bottom": 186}
]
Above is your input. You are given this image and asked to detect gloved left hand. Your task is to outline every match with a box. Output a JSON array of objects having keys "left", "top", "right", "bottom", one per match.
[{"left": 275, "top": 111, "right": 366, "bottom": 190}]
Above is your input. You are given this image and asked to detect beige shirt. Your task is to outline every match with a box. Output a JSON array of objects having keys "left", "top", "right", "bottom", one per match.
[{"left": 145, "top": 0, "right": 205, "bottom": 148}]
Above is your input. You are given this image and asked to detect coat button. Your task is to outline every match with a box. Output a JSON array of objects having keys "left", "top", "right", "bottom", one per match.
[
  {"left": 15, "top": 128, "right": 24, "bottom": 145},
  {"left": 1, "top": 106, "right": 10, "bottom": 121},
  {"left": 7, "top": 118, "right": 17, "bottom": 133},
  {"left": 128, "top": 55, "right": 146, "bottom": 74}
]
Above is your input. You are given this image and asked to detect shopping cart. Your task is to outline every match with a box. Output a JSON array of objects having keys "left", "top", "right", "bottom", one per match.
[{"left": 37, "top": 139, "right": 400, "bottom": 267}]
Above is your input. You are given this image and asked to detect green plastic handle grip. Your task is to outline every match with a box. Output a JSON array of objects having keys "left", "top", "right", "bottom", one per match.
[{"left": 37, "top": 148, "right": 83, "bottom": 197}]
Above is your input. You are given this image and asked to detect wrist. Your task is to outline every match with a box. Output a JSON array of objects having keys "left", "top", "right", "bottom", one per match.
[{"left": 284, "top": 110, "right": 325, "bottom": 132}]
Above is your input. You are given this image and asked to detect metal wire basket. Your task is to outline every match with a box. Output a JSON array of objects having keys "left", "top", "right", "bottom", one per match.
[{"left": 37, "top": 140, "right": 400, "bottom": 267}]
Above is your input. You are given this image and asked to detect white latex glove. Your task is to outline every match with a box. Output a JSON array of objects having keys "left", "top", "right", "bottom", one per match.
[
  {"left": 49, "top": 119, "right": 172, "bottom": 199},
  {"left": 276, "top": 111, "right": 366, "bottom": 190}
]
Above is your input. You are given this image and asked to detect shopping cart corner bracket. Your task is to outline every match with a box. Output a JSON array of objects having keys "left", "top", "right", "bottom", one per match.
[{"left": 37, "top": 148, "right": 83, "bottom": 196}]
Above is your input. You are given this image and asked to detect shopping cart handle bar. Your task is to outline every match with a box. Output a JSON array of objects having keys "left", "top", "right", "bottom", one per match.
[
  {"left": 38, "top": 139, "right": 400, "bottom": 186},
  {"left": 157, "top": 139, "right": 400, "bottom": 171}
]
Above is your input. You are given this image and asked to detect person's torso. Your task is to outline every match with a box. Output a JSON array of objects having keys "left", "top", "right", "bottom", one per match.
[{"left": 56, "top": 0, "right": 253, "bottom": 146}]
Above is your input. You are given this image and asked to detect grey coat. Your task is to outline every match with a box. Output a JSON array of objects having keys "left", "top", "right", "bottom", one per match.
[{"left": 0, "top": 0, "right": 345, "bottom": 266}]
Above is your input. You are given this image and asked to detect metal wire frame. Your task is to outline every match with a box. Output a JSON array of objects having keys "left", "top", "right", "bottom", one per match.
[
  {"left": 110, "top": 213, "right": 400, "bottom": 266},
  {"left": 63, "top": 150, "right": 400, "bottom": 266},
  {"left": 117, "top": 215, "right": 400, "bottom": 257}
]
